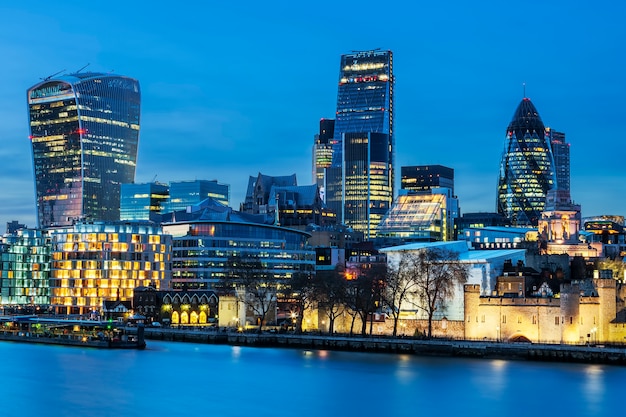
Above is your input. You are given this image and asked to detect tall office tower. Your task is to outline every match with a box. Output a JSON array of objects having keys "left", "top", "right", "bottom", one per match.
[
  {"left": 497, "top": 97, "right": 556, "bottom": 226},
  {"left": 546, "top": 128, "right": 570, "bottom": 194},
  {"left": 401, "top": 165, "right": 454, "bottom": 194},
  {"left": 120, "top": 182, "right": 169, "bottom": 222},
  {"left": 327, "top": 49, "right": 394, "bottom": 239},
  {"left": 312, "top": 118, "right": 335, "bottom": 201},
  {"left": 165, "top": 180, "right": 230, "bottom": 212},
  {"left": 28, "top": 72, "right": 140, "bottom": 228}
]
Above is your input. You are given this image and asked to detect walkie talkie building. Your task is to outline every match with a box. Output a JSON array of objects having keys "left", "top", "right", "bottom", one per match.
[
  {"left": 497, "top": 97, "right": 555, "bottom": 226},
  {"left": 28, "top": 72, "right": 140, "bottom": 228}
]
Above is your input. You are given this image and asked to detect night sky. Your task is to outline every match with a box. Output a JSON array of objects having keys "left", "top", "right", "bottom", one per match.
[{"left": 1, "top": 1, "right": 624, "bottom": 228}]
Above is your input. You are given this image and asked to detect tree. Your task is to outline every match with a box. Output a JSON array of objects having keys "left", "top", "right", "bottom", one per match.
[
  {"left": 382, "top": 252, "right": 420, "bottom": 337},
  {"left": 314, "top": 267, "right": 348, "bottom": 334},
  {"left": 413, "top": 248, "right": 468, "bottom": 338},
  {"left": 288, "top": 270, "right": 316, "bottom": 334},
  {"left": 225, "top": 257, "right": 277, "bottom": 333},
  {"left": 344, "top": 263, "right": 386, "bottom": 336}
]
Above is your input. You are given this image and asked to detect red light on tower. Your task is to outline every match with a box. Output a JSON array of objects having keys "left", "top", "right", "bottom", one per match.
[{"left": 76, "top": 128, "right": 86, "bottom": 135}]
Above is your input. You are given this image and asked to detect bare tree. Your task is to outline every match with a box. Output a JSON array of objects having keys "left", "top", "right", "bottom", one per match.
[
  {"left": 344, "top": 263, "right": 386, "bottom": 336},
  {"left": 314, "top": 267, "right": 348, "bottom": 334},
  {"left": 226, "top": 257, "right": 277, "bottom": 333},
  {"left": 288, "top": 270, "right": 316, "bottom": 334},
  {"left": 382, "top": 252, "right": 420, "bottom": 337},
  {"left": 413, "top": 248, "right": 468, "bottom": 338}
]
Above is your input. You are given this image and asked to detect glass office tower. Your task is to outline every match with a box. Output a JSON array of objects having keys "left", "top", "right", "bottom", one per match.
[
  {"left": 165, "top": 180, "right": 230, "bottom": 212},
  {"left": 120, "top": 182, "right": 169, "bottom": 222},
  {"left": 312, "top": 118, "right": 334, "bottom": 201},
  {"left": 28, "top": 72, "right": 141, "bottom": 228},
  {"left": 327, "top": 50, "right": 394, "bottom": 239},
  {"left": 497, "top": 97, "right": 555, "bottom": 226}
]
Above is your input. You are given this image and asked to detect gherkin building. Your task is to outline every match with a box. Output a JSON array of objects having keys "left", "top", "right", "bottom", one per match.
[{"left": 497, "top": 98, "right": 556, "bottom": 226}]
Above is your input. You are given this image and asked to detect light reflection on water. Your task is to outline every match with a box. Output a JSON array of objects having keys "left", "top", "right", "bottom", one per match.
[{"left": 2, "top": 340, "right": 624, "bottom": 417}]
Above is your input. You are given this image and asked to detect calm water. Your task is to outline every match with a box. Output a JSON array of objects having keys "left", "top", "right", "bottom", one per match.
[{"left": 2, "top": 339, "right": 623, "bottom": 417}]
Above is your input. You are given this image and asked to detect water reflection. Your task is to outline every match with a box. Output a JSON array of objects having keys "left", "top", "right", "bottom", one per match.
[{"left": 2, "top": 341, "right": 625, "bottom": 417}]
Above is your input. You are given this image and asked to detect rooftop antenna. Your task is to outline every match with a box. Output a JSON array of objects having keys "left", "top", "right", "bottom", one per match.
[
  {"left": 523, "top": 82, "right": 526, "bottom": 98},
  {"left": 40, "top": 69, "right": 66, "bottom": 81},
  {"left": 75, "top": 63, "right": 90, "bottom": 73}
]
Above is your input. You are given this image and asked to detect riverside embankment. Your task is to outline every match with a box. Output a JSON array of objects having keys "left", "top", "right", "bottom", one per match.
[{"left": 140, "top": 327, "right": 626, "bottom": 366}]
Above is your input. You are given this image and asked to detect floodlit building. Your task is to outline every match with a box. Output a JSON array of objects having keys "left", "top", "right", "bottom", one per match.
[
  {"left": 47, "top": 222, "right": 172, "bottom": 315},
  {"left": 326, "top": 50, "right": 394, "bottom": 239},
  {"left": 497, "top": 97, "right": 556, "bottom": 226},
  {"left": 28, "top": 72, "right": 141, "bottom": 227},
  {"left": 381, "top": 241, "right": 526, "bottom": 321}
]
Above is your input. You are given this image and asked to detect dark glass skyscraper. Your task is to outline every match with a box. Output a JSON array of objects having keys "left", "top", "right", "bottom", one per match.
[
  {"left": 327, "top": 50, "right": 394, "bottom": 239},
  {"left": 312, "top": 118, "right": 334, "bottom": 201},
  {"left": 401, "top": 165, "right": 454, "bottom": 194},
  {"left": 28, "top": 72, "right": 140, "bottom": 228},
  {"left": 497, "top": 97, "right": 555, "bottom": 226}
]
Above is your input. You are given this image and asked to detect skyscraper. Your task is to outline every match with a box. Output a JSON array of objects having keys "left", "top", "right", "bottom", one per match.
[
  {"left": 401, "top": 165, "right": 454, "bottom": 195},
  {"left": 327, "top": 49, "right": 394, "bottom": 239},
  {"left": 312, "top": 118, "right": 334, "bottom": 201},
  {"left": 28, "top": 72, "right": 141, "bottom": 228},
  {"left": 546, "top": 128, "right": 570, "bottom": 195},
  {"left": 497, "top": 97, "right": 556, "bottom": 226}
]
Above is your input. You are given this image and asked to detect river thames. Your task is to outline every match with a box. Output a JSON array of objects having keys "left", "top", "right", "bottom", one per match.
[{"left": 3, "top": 340, "right": 623, "bottom": 416}]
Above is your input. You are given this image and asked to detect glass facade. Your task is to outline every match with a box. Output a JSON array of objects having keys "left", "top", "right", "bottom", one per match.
[
  {"left": 163, "top": 222, "right": 315, "bottom": 291},
  {"left": 546, "top": 128, "right": 570, "bottom": 194},
  {"left": 497, "top": 98, "right": 555, "bottom": 226},
  {"left": 401, "top": 165, "right": 454, "bottom": 194},
  {"left": 328, "top": 50, "right": 394, "bottom": 237},
  {"left": 165, "top": 180, "right": 230, "bottom": 212},
  {"left": 0, "top": 229, "right": 51, "bottom": 307},
  {"left": 376, "top": 192, "right": 456, "bottom": 243},
  {"left": 120, "top": 182, "right": 169, "bottom": 222},
  {"left": 48, "top": 222, "right": 172, "bottom": 315},
  {"left": 312, "top": 118, "right": 335, "bottom": 201},
  {"left": 28, "top": 73, "right": 140, "bottom": 228}
]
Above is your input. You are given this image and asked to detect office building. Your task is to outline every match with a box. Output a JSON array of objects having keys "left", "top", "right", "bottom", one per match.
[
  {"left": 0, "top": 229, "right": 51, "bottom": 307},
  {"left": 497, "top": 97, "right": 556, "bottom": 226},
  {"left": 28, "top": 72, "right": 141, "bottom": 228},
  {"left": 47, "top": 222, "right": 172, "bottom": 315},
  {"left": 401, "top": 165, "right": 454, "bottom": 194},
  {"left": 312, "top": 118, "right": 335, "bottom": 201},
  {"left": 327, "top": 50, "right": 394, "bottom": 239},
  {"left": 161, "top": 198, "right": 315, "bottom": 291},
  {"left": 120, "top": 182, "right": 169, "bottom": 222},
  {"left": 166, "top": 180, "right": 230, "bottom": 212},
  {"left": 546, "top": 128, "right": 570, "bottom": 195}
]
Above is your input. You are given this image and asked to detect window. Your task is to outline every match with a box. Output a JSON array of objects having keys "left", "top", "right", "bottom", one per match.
[
  {"left": 502, "top": 315, "right": 506, "bottom": 324},
  {"left": 555, "top": 316, "right": 559, "bottom": 325}
]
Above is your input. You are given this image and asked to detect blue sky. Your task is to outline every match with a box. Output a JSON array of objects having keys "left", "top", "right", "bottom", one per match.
[{"left": 1, "top": 1, "right": 624, "bottom": 227}]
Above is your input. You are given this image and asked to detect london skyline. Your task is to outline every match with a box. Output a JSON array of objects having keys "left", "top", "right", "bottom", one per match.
[{"left": 1, "top": 1, "right": 624, "bottom": 228}]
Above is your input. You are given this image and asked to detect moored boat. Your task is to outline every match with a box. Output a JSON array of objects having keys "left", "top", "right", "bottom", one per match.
[{"left": 0, "top": 316, "right": 146, "bottom": 349}]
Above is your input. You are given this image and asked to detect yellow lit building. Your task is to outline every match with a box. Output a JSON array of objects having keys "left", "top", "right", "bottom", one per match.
[
  {"left": 465, "top": 276, "right": 626, "bottom": 344},
  {"left": 48, "top": 222, "right": 172, "bottom": 315}
]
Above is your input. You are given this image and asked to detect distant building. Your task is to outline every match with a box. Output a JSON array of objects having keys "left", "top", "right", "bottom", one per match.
[
  {"left": 28, "top": 72, "right": 141, "bottom": 227},
  {"left": 6, "top": 221, "right": 27, "bottom": 235},
  {"left": 401, "top": 165, "right": 454, "bottom": 195},
  {"left": 326, "top": 50, "right": 394, "bottom": 239},
  {"left": 456, "top": 212, "right": 511, "bottom": 238},
  {"left": 546, "top": 128, "right": 570, "bottom": 195},
  {"left": 462, "top": 226, "right": 535, "bottom": 250},
  {"left": 241, "top": 173, "right": 335, "bottom": 228},
  {"left": 497, "top": 97, "right": 556, "bottom": 226},
  {"left": 166, "top": 180, "right": 230, "bottom": 212},
  {"left": 312, "top": 118, "right": 335, "bottom": 201},
  {"left": 120, "top": 182, "right": 169, "bottom": 222}
]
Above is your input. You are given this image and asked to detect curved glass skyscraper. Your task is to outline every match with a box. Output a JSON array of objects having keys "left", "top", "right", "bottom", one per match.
[
  {"left": 497, "top": 97, "right": 555, "bottom": 226},
  {"left": 28, "top": 72, "right": 140, "bottom": 228}
]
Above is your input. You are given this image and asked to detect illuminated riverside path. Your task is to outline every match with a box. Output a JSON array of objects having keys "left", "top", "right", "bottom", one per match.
[{"left": 2, "top": 339, "right": 624, "bottom": 416}]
